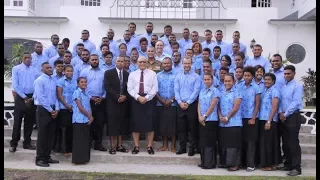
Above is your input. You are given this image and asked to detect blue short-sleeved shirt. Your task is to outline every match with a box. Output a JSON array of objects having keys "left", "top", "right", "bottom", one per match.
[
  {"left": 56, "top": 76, "right": 77, "bottom": 109},
  {"left": 199, "top": 87, "right": 220, "bottom": 121},
  {"left": 259, "top": 85, "right": 280, "bottom": 122},
  {"left": 241, "top": 82, "right": 262, "bottom": 118},
  {"left": 72, "top": 88, "right": 91, "bottom": 123},
  {"left": 219, "top": 87, "right": 242, "bottom": 127}
]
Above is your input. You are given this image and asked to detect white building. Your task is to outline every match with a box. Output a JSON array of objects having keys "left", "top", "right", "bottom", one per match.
[{"left": 4, "top": 0, "right": 316, "bottom": 82}]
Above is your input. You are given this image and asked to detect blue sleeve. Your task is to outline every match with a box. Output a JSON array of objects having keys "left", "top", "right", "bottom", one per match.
[
  {"left": 271, "top": 88, "right": 280, "bottom": 99},
  {"left": 264, "top": 60, "right": 271, "bottom": 73},
  {"left": 284, "top": 84, "right": 303, "bottom": 117},
  {"left": 73, "top": 90, "right": 80, "bottom": 101},
  {"left": 79, "top": 68, "right": 86, "bottom": 78},
  {"left": 34, "top": 79, "right": 53, "bottom": 112},
  {"left": 187, "top": 75, "right": 201, "bottom": 104},
  {"left": 43, "top": 48, "right": 49, "bottom": 58},
  {"left": 12, "top": 67, "right": 27, "bottom": 99},
  {"left": 174, "top": 75, "right": 181, "bottom": 104},
  {"left": 56, "top": 78, "right": 64, "bottom": 87},
  {"left": 235, "top": 89, "right": 243, "bottom": 99},
  {"left": 72, "top": 43, "right": 78, "bottom": 57},
  {"left": 255, "top": 85, "right": 263, "bottom": 94}
]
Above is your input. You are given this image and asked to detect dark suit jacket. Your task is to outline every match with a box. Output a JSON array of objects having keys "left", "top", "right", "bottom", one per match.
[{"left": 104, "top": 68, "right": 129, "bottom": 103}]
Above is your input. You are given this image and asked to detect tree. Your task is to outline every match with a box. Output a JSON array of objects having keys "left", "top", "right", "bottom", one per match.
[
  {"left": 4, "top": 43, "right": 29, "bottom": 79},
  {"left": 301, "top": 68, "right": 316, "bottom": 102}
]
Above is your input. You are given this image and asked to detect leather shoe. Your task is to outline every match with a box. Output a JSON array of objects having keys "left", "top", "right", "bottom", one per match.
[
  {"left": 9, "top": 147, "right": 16, "bottom": 153},
  {"left": 276, "top": 166, "right": 291, "bottom": 171},
  {"left": 23, "top": 144, "right": 36, "bottom": 150},
  {"left": 287, "top": 169, "right": 301, "bottom": 176},
  {"left": 94, "top": 145, "right": 108, "bottom": 151},
  {"left": 188, "top": 150, "right": 195, "bottom": 156},
  {"left": 176, "top": 149, "right": 186, "bottom": 155},
  {"left": 36, "top": 160, "right": 49, "bottom": 167},
  {"left": 47, "top": 158, "right": 59, "bottom": 164}
]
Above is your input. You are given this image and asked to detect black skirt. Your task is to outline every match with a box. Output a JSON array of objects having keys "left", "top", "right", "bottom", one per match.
[
  {"left": 199, "top": 121, "right": 218, "bottom": 147},
  {"left": 199, "top": 121, "right": 219, "bottom": 167},
  {"left": 106, "top": 99, "right": 129, "bottom": 136},
  {"left": 259, "top": 121, "right": 281, "bottom": 167},
  {"left": 72, "top": 123, "right": 91, "bottom": 164},
  {"left": 55, "top": 109, "right": 73, "bottom": 153},
  {"left": 218, "top": 126, "right": 242, "bottom": 166},
  {"left": 156, "top": 106, "right": 177, "bottom": 136},
  {"left": 242, "top": 118, "right": 259, "bottom": 143},
  {"left": 130, "top": 99, "right": 155, "bottom": 133}
]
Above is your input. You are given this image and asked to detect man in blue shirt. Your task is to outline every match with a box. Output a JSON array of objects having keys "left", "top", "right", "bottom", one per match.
[
  {"left": 80, "top": 54, "right": 107, "bottom": 151},
  {"left": 245, "top": 44, "right": 271, "bottom": 72},
  {"left": 278, "top": 65, "right": 303, "bottom": 176},
  {"left": 172, "top": 52, "right": 183, "bottom": 73},
  {"left": 73, "top": 49, "right": 90, "bottom": 79},
  {"left": 31, "top": 42, "right": 48, "bottom": 73},
  {"left": 208, "top": 30, "right": 228, "bottom": 56},
  {"left": 139, "top": 22, "right": 157, "bottom": 47},
  {"left": 44, "top": 34, "right": 59, "bottom": 59},
  {"left": 174, "top": 56, "right": 201, "bottom": 156},
  {"left": 201, "top": 29, "right": 215, "bottom": 49},
  {"left": 117, "top": 30, "right": 139, "bottom": 57},
  {"left": 48, "top": 43, "right": 65, "bottom": 68},
  {"left": 226, "top": 31, "right": 247, "bottom": 55},
  {"left": 33, "top": 62, "right": 60, "bottom": 167},
  {"left": 107, "top": 29, "right": 117, "bottom": 53},
  {"left": 72, "top": 30, "right": 96, "bottom": 56},
  {"left": 9, "top": 52, "right": 39, "bottom": 153},
  {"left": 71, "top": 43, "right": 84, "bottom": 66},
  {"left": 271, "top": 54, "right": 286, "bottom": 91},
  {"left": 178, "top": 28, "right": 192, "bottom": 54}
]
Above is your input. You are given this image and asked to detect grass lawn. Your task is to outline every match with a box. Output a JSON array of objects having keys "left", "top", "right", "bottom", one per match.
[{"left": 4, "top": 168, "right": 316, "bottom": 180}]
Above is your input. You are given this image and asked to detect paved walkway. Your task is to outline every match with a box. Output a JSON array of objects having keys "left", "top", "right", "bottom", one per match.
[{"left": 4, "top": 160, "right": 316, "bottom": 177}]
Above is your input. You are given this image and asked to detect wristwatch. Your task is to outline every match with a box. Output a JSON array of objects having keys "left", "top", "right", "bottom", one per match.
[
  {"left": 170, "top": 99, "right": 174, "bottom": 103},
  {"left": 267, "top": 121, "right": 271, "bottom": 124},
  {"left": 225, "top": 117, "right": 229, "bottom": 121},
  {"left": 203, "top": 114, "right": 207, "bottom": 119}
]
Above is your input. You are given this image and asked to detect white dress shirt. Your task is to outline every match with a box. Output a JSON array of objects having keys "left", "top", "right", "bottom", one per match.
[{"left": 127, "top": 68, "right": 158, "bottom": 101}]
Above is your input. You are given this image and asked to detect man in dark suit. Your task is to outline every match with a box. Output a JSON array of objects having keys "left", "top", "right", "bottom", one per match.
[{"left": 104, "top": 56, "right": 130, "bottom": 154}]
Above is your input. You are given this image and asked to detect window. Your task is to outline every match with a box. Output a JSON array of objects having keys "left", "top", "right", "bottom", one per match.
[
  {"left": 4, "top": 0, "right": 10, "bottom": 6},
  {"left": 145, "top": 0, "right": 193, "bottom": 8},
  {"left": 29, "top": 0, "right": 35, "bottom": 11},
  {"left": 13, "top": 0, "right": 23, "bottom": 6},
  {"left": 251, "top": 0, "right": 271, "bottom": 7},
  {"left": 81, "top": 0, "right": 101, "bottom": 6}
]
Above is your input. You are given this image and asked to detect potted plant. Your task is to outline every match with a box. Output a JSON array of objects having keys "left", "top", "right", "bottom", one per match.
[{"left": 301, "top": 68, "right": 316, "bottom": 107}]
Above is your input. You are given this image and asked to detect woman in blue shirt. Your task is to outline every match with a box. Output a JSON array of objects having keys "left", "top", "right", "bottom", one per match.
[
  {"left": 241, "top": 66, "right": 262, "bottom": 172},
  {"left": 72, "top": 77, "right": 94, "bottom": 164},
  {"left": 259, "top": 73, "right": 281, "bottom": 171},
  {"left": 197, "top": 73, "right": 220, "bottom": 169},
  {"left": 55, "top": 65, "right": 77, "bottom": 156},
  {"left": 254, "top": 65, "right": 265, "bottom": 91},
  {"left": 217, "top": 74, "right": 242, "bottom": 171}
]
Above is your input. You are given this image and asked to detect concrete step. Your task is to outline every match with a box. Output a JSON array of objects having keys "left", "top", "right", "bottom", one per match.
[
  {"left": 299, "top": 133, "right": 317, "bottom": 144},
  {"left": 3, "top": 147, "right": 316, "bottom": 168},
  {"left": 4, "top": 136, "right": 316, "bottom": 155}
]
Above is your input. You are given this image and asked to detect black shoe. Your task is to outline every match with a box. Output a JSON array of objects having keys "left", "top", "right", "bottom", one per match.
[
  {"left": 36, "top": 160, "right": 49, "bottom": 167},
  {"left": 33, "top": 125, "right": 37, "bottom": 130},
  {"left": 176, "top": 149, "right": 186, "bottom": 155},
  {"left": 9, "top": 147, "right": 16, "bottom": 153},
  {"left": 147, "top": 147, "right": 155, "bottom": 155},
  {"left": 23, "top": 144, "right": 36, "bottom": 150},
  {"left": 188, "top": 149, "right": 195, "bottom": 156},
  {"left": 132, "top": 146, "right": 139, "bottom": 154},
  {"left": 197, "top": 164, "right": 203, "bottom": 168},
  {"left": 276, "top": 166, "right": 291, "bottom": 171},
  {"left": 47, "top": 158, "right": 59, "bottom": 164},
  {"left": 201, "top": 165, "right": 216, "bottom": 169},
  {"left": 94, "top": 145, "right": 108, "bottom": 151},
  {"left": 287, "top": 169, "right": 301, "bottom": 176}
]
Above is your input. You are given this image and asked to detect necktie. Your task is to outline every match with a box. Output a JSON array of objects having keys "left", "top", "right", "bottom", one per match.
[
  {"left": 119, "top": 70, "right": 123, "bottom": 95},
  {"left": 139, "top": 71, "right": 144, "bottom": 95}
]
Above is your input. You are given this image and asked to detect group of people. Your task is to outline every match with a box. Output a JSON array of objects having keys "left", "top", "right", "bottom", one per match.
[{"left": 9, "top": 22, "right": 304, "bottom": 176}]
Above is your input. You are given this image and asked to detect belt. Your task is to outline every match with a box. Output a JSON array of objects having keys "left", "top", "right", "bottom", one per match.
[{"left": 37, "top": 105, "right": 56, "bottom": 110}]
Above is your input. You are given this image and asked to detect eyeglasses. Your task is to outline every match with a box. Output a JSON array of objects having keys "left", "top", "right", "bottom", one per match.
[{"left": 138, "top": 61, "right": 147, "bottom": 64}]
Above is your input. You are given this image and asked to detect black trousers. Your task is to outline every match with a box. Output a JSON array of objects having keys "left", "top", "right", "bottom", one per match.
[
  {"left": 35, "top": 106, "right": 57, "bottom": 162},
  {"left": 282, "top": 112, "right": 302, "bottom": 171},
  {"left": 10, "top": 94, "right": 36, "bottom": 147},
  {"left": 177, "top": 102, "right": 198, "bottom": 151},
  {"left": 90, "top": 100, "right": 106, "bottom": 147}
]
